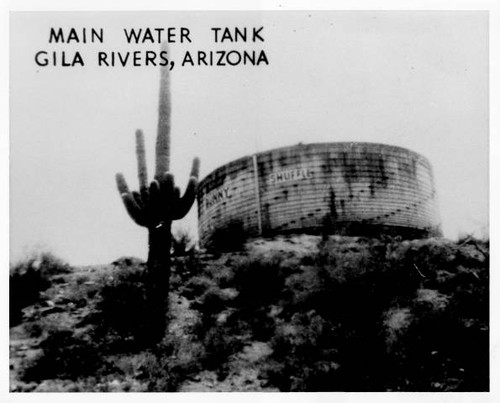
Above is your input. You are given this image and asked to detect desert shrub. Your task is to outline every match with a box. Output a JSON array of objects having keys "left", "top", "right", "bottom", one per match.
[
  {"left": 386, "top": 239, "right": 457, "bottom": 280},
  {"left": 111, "top": 256, "right": 144, "bottom": 267},
  {"left": 199, "top": 324, "right": 244, "bottom": 375},
  {"left": 191, "top": 287, "right": 240, "bottom": 345},
  {"left": 205, "top": 220, "right": 248, "bottom": 252},
  {"left": 382, "top": 290, "right": 488, "bottom": 390},
  {"left": 192, "top": 287, "right": 235, "bottom": 321},
  {"left": 172, "top": 228, "right": 195, "bottom": 256},
  {"left": 180, "top": 275, "right": 218, "bottom": 300},
  {"left": 171, "top": 253, "right": 203, "bottom": 285},
  {"left": 381, "top": 240, "right": 489, "bottom": 392},
  {"left": 231, "top": 254, "right": 291, "bottom": 309},
  {"left": 261, "top": 237, "right": 489, "bottom": 391},
  {"left": 264, "top": 310, "right": 341, "bottom": 391},
  {"left": 129, "top": 335, "right": 203, "bottom": 391},
  {"left": 203, "top": 256, "right": 239, "bottom": 288},
  {"left": 90, "top": 260, "right": 160, "bottom": 351},
  {"left": 264, "top": 258, "right": 394, "bottom": 390},
  {"left": 185, "top": 255, "right": 289, "bottom": 372},
  {"left": 290, "top": 240, "right": 421, "bottom": 324},
  {"left": 226, "top": 254, "right": 295, "bottom": 340},
  {"left": 20, "top": 329, "right": 109, "bottom": 382},
  {"left": 10, "top": 252, "right": 72, "bottom": 326}
]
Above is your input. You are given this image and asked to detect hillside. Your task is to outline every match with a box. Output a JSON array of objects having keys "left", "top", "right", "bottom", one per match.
[{"left": 9, "top": 235, "right": 489, "bottom": 392}]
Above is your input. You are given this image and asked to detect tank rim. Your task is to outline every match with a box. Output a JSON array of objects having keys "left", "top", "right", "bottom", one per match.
[{"left": 199, "top": 141, "right": 432, "bottom": 185}]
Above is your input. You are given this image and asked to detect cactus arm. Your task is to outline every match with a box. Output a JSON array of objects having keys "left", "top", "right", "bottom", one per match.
[
  {"left": 136, "top": 129, "right": 148, "bottom": 190},
  {"left": 136, "top": 129, "right": 150, "bottom": 206},
  {"left": 121, "top": 193, "right": 147, "bottom": 226},
  {"left": 173, "top": 177, "right": 198, "bottom": 219},
  {"left": 172, "top": 157, "right": 200, "bottom": 219},
  {"left": 140, "top": 186, "right": 149, "bottom": 208},
  {"left": 131, "top": 190, "right": 144, "bottom": 210},
  {"left": 115, "top": 173, "right": 130, "bottom": 195},
  {"left": 155, "top": 43, "right": 171, "bottom": 179},
  {"left": 116, "top": 173, "right": 146, "bottom": 225},
  {"left": 181, "top": 177, "right": 198, "bottom": 203},
  {"left": 173, "top": 186, "right": 181, "bottom": 202},
  {"left": 160, "top": 172, "right": 175, "bottom": 201},
  {"left": 190, "top": 157, "right": 200, "bottom": 179},
  {"left": 148, "top": 179, "right": 161, "bottom": 218},
  {"left": 148, "top": 179, "right": 161, "bottom": 199}
]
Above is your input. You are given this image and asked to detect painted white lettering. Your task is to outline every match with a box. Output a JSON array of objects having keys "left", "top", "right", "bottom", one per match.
[{"left": 267, "top": 168, "right": 314, "bottom": 185}]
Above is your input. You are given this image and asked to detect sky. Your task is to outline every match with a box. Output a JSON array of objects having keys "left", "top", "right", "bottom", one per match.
[{"left": 10, "top": 11, "right": 489, "bottom": 265}]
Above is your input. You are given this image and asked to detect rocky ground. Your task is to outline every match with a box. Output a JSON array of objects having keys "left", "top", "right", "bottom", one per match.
[
  {"left": 9, "top": 235, "right": 489, "bottom": 392},
  {"left": 9, "top": 250, "right": 279, "bottom": 392}
]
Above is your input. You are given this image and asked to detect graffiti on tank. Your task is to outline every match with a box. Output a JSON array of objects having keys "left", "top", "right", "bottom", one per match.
[
  {"left": 268, "top": 168, "right": 314, "bottom": 185},
  {"left": 197, "top": 143, "right": 442, "bottom": 244},
  {"left": 205, "top": 186, "right": 231, "bottom": 208}
]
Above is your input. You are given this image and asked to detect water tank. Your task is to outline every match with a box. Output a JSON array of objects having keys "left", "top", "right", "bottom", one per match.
[{"left": 197, "top": 142, "right": 441, "bottom": 246}]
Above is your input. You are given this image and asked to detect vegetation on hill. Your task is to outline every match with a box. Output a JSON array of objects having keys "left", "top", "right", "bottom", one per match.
[{"left": 10, "top": 235, "right": 489, "bottom": 392}]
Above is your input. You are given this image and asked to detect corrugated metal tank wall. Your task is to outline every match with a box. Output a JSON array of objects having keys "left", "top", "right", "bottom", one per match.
[{"left": 197, "top": 142, "right": 441, "bottom": 246}]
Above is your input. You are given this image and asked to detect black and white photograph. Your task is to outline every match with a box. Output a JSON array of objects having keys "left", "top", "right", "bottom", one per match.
[{"left": 6, "top": 3, "right": 493, "bottom": 395}]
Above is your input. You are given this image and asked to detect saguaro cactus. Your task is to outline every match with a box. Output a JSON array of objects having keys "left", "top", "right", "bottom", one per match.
[{"left": 115, "top": 44, "right": 199, "bottom": 343}]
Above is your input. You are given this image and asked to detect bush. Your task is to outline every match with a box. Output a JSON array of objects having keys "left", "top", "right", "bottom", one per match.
[
  {"left": 20, "top": 329, "right": 108, "bottom": 382},
  {"left": 231, "top": 254, "right": 292, "bottom": 309},
  {"left": 172, "top": 228, "right": 195, "bottom": 256},
  {"left": 261, "top": 237, "right": 489, "bottom": 391},
  {"left": 205, "top": 220, "right": 248, "bottom": 252},
  {"left": 10, "top": 252, "right": 72, "bottom": 326},
  {"left": 130, "top": 334, "right": 204, "bottom": 391},
  {"left": 171, "top": 253, "right": 203, "bottom": 285},
  {"left": 200, "top": 325, "right": 244, "bottom": 375},
  {"left": 381, "top": 248, "right": 489, "bottom": 392},
  {"left": 90, "top": 260, "right": 162, "bottom": 351},
  {"left": 264, "top": 310, "right": 340, "bottom": 391},
  {"left": 180, "top": 275, "right": 217, "bottom": 300}
]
